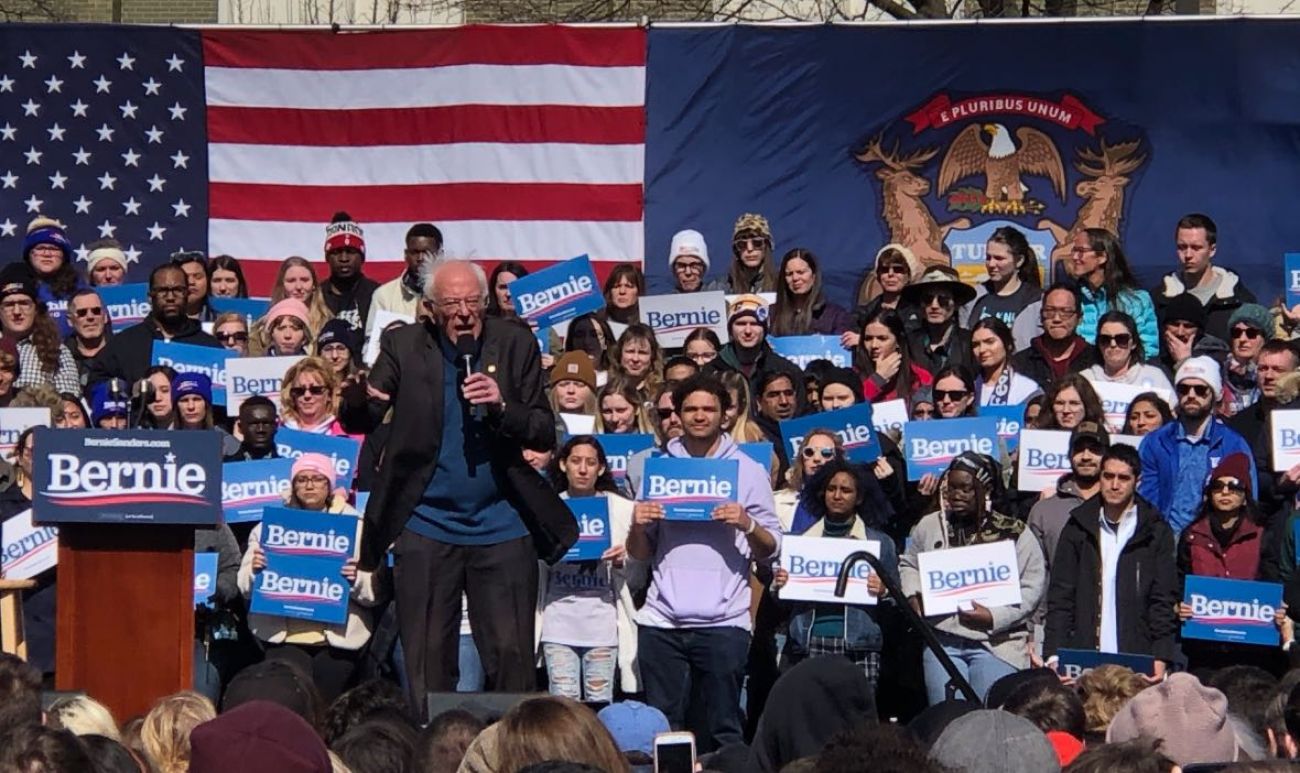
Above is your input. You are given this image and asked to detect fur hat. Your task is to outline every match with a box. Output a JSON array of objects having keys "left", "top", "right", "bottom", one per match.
[
  {"left": 1106, "top": 672, "right": 1240, "bottom": 766},
  {"left": 324, "top": 211, "right": 365, "bottom": 255},
  {"left": 732, "top": 212, "right": 772, "bottom": 242}
]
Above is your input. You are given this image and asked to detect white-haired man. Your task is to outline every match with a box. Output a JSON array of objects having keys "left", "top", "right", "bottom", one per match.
[{"left": 340, "top": 258, "right": 575, "bottom": 718}]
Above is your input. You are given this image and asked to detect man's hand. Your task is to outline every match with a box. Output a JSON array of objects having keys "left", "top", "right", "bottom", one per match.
[
  {"left": 341, "top": 558, "right": 359, "bottom": 583},
  {"left": 957, "top": 601, "right": 994, "bottom": 630},
  {"left": 712, "top": 502, "right": 752, "bottom": 533},
  {"left": 632, "top": 502, "right": 664, "bottom": 526},
  {"left": 341, "top": 370, "right": 389, "bottom": 404},
  {"left": 772, "top": 568, "right": 789, "bottom": 590},
  {"left": 1145, "top": 660, "right": 1167, "bottom": 684},
  {"left": 463, "top": 372, "right": 502, "bottom": 406},
  {"left": 1165, "top": 330, "right": 1193, "bottom": 363},
  {"left": 867, "top": 573, "right": 887, "bottom": 598}
]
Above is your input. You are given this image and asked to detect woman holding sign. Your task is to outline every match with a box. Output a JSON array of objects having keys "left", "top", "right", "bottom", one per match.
[
  {"left": 899, "top": 452, "right": 1047, "bottom": 705},
  {"left": 771, "top": 459, "right": 899, "bottom": 691},
  {"left": 1, "top": 427, "right": 56, "bottom": 677},
  {"left": 541, "top": 435, "right": 641, "bottom": 702},
  {"left": 237, "top": 452, "right": 384, "bottom": 702}
]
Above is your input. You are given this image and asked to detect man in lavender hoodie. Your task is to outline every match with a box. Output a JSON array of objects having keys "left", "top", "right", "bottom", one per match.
[{"left": 627, "top": 372, "right": 782, "bottom": 752}]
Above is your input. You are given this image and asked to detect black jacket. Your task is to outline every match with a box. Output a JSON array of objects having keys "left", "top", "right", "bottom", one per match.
[
  {"left": 339, "top": 317, "right": 576, "bottom": 569},
  {"left": 1228, "top": 397, "right": 1291, "bottom": 522},
  {"left": 909, "top": 324, "right": 973, "bottom": 376},
  {"left": 708, "top": 341, "right": 808, "bottom": 414},
  {"left": 87, "top": 315, "right": 222, "bottom": 387},
  {"left": 1011, "top": 335, "right": 1100, "bottom": 391},
  {"left": 1043, "top": 497, "right": 1178, "bottom": 662}
]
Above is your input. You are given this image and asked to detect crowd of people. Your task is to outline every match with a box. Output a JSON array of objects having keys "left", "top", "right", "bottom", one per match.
[{"left": 5, "top": 207, "right": 1300, "bottom": 771}]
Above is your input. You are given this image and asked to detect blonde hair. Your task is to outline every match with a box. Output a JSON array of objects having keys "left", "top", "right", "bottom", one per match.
[
  {"left": 1076, "top": 664, "right": 1149, "bottom": 735},
  {"left": 140, "top": 690, "right": 216, "bottom": 773},
  {"left": 495, "top": 696, "right": 630, "bottom": 773},
  {"left": 212, "top": 311, "right": 248, "bottom": 333},
  {"left": 249, "top": 256, "right": 333, "bottom": 354},
  {"left": 46, "top": 695, "right": 120, "bottom": 740},
  {"left": 719, "top": 371, "right": 765, "bottom": 443},
  {"left": 786, "top": 429, "right": 844, "bottom": 490},
  {"left": 594, "top": 377, "right": 654, "bottom": 434},
  {"left": 279, "top": 356, "right": 341, "bottom": 424}
]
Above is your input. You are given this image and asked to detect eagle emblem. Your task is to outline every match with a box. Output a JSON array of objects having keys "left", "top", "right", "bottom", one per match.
[{"left": 937, "top": 123, "right": 1067, "bottom": 215}]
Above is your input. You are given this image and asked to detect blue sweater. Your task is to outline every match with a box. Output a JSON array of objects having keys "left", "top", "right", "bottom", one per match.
[{"left": 1138, "top": 417, "right": 1257, "bottom": 537}]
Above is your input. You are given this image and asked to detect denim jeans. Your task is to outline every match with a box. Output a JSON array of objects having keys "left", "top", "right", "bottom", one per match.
[
  {"left": 542, "top": 643, "right": 617, "bottom": 703},
  {"left": 457, "top": 633, "right": 485, "bottom": 692},
  {"left": 921, "top": 633, "right": 1018, "bottom": 705},
  {"left": 638, "top": 626, "right": 750, "bottom": 754}
]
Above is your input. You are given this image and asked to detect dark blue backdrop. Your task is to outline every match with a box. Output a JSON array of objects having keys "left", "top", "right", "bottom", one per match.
[{"left": 644, "top": 21, "right": 1300, "bottom": 306}]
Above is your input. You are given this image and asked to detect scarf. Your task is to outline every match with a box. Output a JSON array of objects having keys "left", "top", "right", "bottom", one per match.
[{"left": 986, "top": 366, "right": 1015, "bottom": 406}]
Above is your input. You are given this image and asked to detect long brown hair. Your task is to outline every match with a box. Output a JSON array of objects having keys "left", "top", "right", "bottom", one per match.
[
  {"left": 494, "top": 697, "right": 631, "bottom": 773},
  {"left": 29, "top": 306, "right": 64, "bottom": 374},
  {"left": 609, "top": 323, "right": 663, "bottom": 398},
  {"left": 602, "top": 262, "right": 644, "bottom": 325},
  {"left": 770, "top": 248, "right": 824, "bottom": 337},
  {"left": 729, "top": 225, "right": 778, "bottom": 294},
  {"left": 1035, "top": 373, "right": 1106, "bottom": 429}
]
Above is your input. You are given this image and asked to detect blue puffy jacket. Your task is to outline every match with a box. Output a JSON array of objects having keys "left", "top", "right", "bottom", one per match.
[
  {"left": 1137, "top": 417, "right": 1257, "bottom": 536},
  {"left": 1078, "top": 284, "right": 1159, "bottom": 359}
]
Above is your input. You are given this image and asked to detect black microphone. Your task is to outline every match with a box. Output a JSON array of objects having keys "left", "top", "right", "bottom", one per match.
[{"left": 456, "top": 334, "right": 483, "bottom": 421}]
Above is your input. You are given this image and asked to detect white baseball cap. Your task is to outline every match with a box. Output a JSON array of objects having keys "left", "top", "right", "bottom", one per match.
[{"left": 669, "top": 229, "right": 709, "bottom": 271}]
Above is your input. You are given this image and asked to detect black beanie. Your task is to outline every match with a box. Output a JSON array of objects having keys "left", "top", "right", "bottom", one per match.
[{"left": 1163, "top": 293, "right": 1207, "bottom": 329}]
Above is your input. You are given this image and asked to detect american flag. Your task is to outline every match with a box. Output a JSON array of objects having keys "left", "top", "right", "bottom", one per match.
[{"left": 1, "top": 25, "right": 646, "bottom": 294}]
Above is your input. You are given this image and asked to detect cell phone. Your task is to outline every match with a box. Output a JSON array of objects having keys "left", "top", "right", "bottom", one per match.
[{"left": 653, "top": 731, "right": 696, "bottom": 773}]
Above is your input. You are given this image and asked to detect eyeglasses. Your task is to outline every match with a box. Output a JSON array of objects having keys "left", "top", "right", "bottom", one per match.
[
  {"left": 321, "top": 343, "right": 349, "bottom": 354},
  {"left": 290, "top": 385, "right": 328, "bottom": 399},
  {"left": 1069, "top": 246, "right": 1099, "bottom": 256},
  {"left": 934, "top": 389, "right": 969, "bottom": 402},
  {"left": 1209, "top": 479, "right": 1246, "bottom": 494},
  {"left": 802, "top": 446, "right": 836, "bottom": 460},
  {"left": 1098, "top": 333, "right": 1133, "bottom": 348},
  {"left": 74, "top": 306, "right": 104, "bottom": 318},
  {"left": 1042, "top": 307, "right": 1078, "bottom": 320},
  {"left": 435, "top": 297, "right": 483, "bottom": 313},
  {"left": 673, "top": 260, "right": 705, "bottom": 274},
  {"left": 217, "top": 331, "right": 249, "bottom": 344},
  {"left": 877, "top": 264, "right": 909, "bottom": 276},
  {"left": 733, "top": 238, "right": 768, "bottom": 250},
  {"left": 295, "top": 474, "right": 330, "bottom": 487},
  {"left": 1176, "top": 383, "right": 1214, "bottom": 399},
  {"left": 1, "top": 299, "right": 34, "bottom": 311},
  {"left": 920, "top": 292, "right": 954, "bottom": 308},
  {"left": 1231, "top": 326, "right": 1262, "bottom": 340}
]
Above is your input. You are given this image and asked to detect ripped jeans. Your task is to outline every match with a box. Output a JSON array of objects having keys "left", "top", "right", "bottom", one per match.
[{"left": 542, "top": 643, "right": 618, "bottom": 703}]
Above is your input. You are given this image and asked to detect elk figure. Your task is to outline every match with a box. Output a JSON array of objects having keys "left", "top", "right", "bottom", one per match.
[
  {"left": 856, "top": 135, "right": 971, "bottom": 269},
  {"left": 1038, "top": 139, "right": 1146, "bottom": 267}
]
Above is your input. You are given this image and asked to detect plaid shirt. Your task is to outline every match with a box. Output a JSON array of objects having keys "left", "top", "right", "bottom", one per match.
[{"left": 15, "top": 338, "right": 81, "bottom": 395}]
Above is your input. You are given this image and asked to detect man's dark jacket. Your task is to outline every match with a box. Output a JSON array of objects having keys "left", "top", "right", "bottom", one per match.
[
  {"left": 339, "top": 316, "right": 576, "bottom": 570},
  {"left": 1042, "top": 497, "right": 1178, "bottom": 662},
  {"left": 87, "top": 315, "right": 221, "bottom": 386}
]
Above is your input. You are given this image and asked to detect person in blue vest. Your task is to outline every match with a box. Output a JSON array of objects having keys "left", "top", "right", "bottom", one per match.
[{"left": 1138, "top": 355, "right": 1256, "bottom": 538}]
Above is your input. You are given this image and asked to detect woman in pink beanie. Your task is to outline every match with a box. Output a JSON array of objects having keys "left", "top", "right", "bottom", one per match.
[
  {"left": 236, "top": 451, "right": 386, "bottom": 702},
  {"left": 263, "top": 297, "right": 313, "bottom": 357}
]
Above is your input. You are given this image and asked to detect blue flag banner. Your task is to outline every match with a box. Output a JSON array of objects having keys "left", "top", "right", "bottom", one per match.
[
  {"left": 641, "top": 456, "right": 738, "bottom": 521},
  {"left": 32, "top": 428, "right": 222, "bottom": 525},
  {"left": 1056, "top": 649, "right": 1156, "bottom": 679},
  {"left": 739, "top": 442, "right": 774, "bottom": 468},
  {"left": 194, "top": 552, "right": 219, "bottom": 608},
  {"left": 152, "top": 340, "right": 228, "bottom": 406},
  {"left": 779, "top": 403, "right": 879, "bottom": 465},
  {"left": 222, "top": 458, "right": 294, "bottom": 524},
  {"left": 564, "top": 497, "right": 611, "bottom": 562},
  {"left": 977, "top": 405, "right": 1026, "bottom": 455},
  {"left": 1287, "top": 254, "right": 1300, "bottom": 310},
  {"left": 275, "top": 429, "right": 361, "bottom": 488},
  {"left": 903, "top": 417, "right": 999, "bottom": 481},
  {"left": 96, "top": 284, "right": 152, "bottom": 333},
  {"left": 1182, "top": 576, "right": 1282, "bottom": 647},
  {"left": 210, "top": 297, "right": 271, "bottom": 325},
  {"left": 509, "top": 255, "right": 604, "bottom": 330},
  {"left": 767, "top": 335, "right": 852, "bottom": 369},
  {"left": 593, "top": 434, "right": 656, "bottom": 483}
]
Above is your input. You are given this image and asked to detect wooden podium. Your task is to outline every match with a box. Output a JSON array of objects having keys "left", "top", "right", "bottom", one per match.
[{"left": 55, "top": 523, "right": 196, "bottom": 720}]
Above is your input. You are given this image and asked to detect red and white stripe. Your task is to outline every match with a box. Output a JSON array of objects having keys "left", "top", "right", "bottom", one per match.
[{"left": 201, "top": 26, "right": 646, "bottom": 294}]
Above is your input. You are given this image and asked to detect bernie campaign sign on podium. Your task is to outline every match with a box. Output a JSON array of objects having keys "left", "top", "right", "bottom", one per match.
[
  {"left": 509, "top": 255, "right": 604, "bottom": 330},
  {"left": 1181, "top": 576, "right": 1282, "bottom": 646},
  {"left": 917, "top": 540, "right": 1021, "bottom": 617},
  {"left": 222, "top": 457, "right": 295, "bottom": 524},
  {"left": 1287, "top": 254, "right": 1300, "bottom": 310},
  {"left": 1016, "top": 429, "right": 1073, "bottom": 492},
  {"left": 563, "top": 497, "right": 611, "bottom": 562},
  {"left": 32, "top": 428, "right": 221, "bottom": 526},
  {"left": 767, "top": 335, "right": 851, "bottom": 369},
  {"left": 638, "top": 291, "right": 729, "bottom": 348},
  {"left": 194, "top": 552, "right": 219, "bottom": 608},
  {"left": 593, "top": 434, "right": 655, "bottom": 484},
  {"left": 903, "top": 417, "right": 998, "bottom": 481},
  {"left": 780, "top": 403, "right": 879, "bottom": 465},
  {"left": 779, "top": 535, "right": 881, "bottom": 605},
  {"left": 1, "top": 509, "right": 57, "bottom": 581},
  {"left": 95, "top": 283, "right": 151, "bottom": 333},
  {"left": 275, "top": 429, "right": 361, "bottom": 487},
  {"left": 1055, "top": 649, "right": 1156, "bottom": 679},
  {"left": 641, "top": 457, "right": 738, "bottom": 521},
  {"left": 976, "top": 404, "right": 1025, "bottom": 455},
  {"left": 249, "top": 505, "right": 356, "bottom": 625},
  {"left": 152, "top": 340, "right": 229, "bottom": 406}
]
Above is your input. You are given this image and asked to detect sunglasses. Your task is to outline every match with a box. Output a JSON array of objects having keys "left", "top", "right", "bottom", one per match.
[
  {"left": 290, "top": 385, "right": 328, "bottom": 399},
  {"left": 673, "top": 261, "right": 705, "bottom": 274},
  {"left": 217, "top": 331, "right": 250, "bottom": 343},
  {"left": 1209, "top": 479, "right": 1246, "bottom": 494},
  {"left": 657, "top": 408, "right": 676, "bottom": 420},
  {"left": 74, "top": 306, "right": 104, "bottom": 318},
  {"left": 1231, "top": 326, "right": 1262, "bottom": 340},
  {"left": 921, "top": 292, "right": 954, "bottom": 308},
  {"left": 1097, "top": 333, "right": 1132, "bottom": 348},
  {"left": 1176, "top": 383, "right": 1213, "bottom": 399},
  {"left": 877, "top": 264, "right": 909, "bottom": 276},
  {"left": 934, "top": 389, "right": 969, "bottom": 402},
  {"left": 733, "top": 237, "right": 768, "bottom": 250},
  {"left": 802, "top": 446, "right": 836, "bottom": 460}
]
